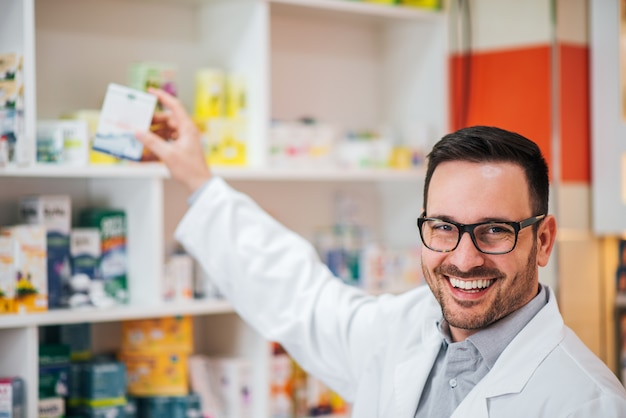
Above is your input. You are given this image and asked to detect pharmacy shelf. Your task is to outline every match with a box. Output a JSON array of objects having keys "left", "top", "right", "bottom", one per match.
[
  {"left": 1, "top": 0, "right": 447, "bottom": 415},
  {"left": 0, "top": 163, "right": 169, "bottom": 178},
  {"left": 270, "top": 0, "right": 442, "bottom": 22},
  {"left": 0, "top": 163, "right": 425, "bottom": 182},
  {"left": 0, "top": 298, "right": 234, "bottom": 329}
]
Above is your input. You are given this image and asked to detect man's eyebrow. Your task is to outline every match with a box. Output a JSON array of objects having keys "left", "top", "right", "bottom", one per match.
[{"left": 425, "top": 214, "right": 515, "bottom": 223}]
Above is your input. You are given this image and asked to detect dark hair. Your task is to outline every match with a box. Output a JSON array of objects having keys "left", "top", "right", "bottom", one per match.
[{"left": 423, "top": 126, "right": 549, "bottom": 216}]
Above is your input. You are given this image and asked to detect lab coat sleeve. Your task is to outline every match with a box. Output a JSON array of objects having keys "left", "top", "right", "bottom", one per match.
[{"left": 175, "top": 177, "right": 391, "bottom": 400}]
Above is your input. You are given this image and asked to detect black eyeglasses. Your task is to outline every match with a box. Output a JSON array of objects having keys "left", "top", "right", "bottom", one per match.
[{"left": 417, "top": 214, "right": 546, "bottom": 255}]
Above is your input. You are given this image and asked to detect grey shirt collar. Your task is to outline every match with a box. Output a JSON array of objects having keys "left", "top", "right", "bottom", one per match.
[{"left": 439, "top": 284, "right": 549, "bottom": 369}]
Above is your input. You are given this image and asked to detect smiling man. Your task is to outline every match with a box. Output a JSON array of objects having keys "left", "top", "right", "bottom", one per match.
[{"left": 137, "top": 90, "right": 626, "bottom": 417}]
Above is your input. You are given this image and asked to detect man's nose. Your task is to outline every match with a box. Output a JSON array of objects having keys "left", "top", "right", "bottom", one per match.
[{"left": 447, "top": 231, "right": 485, "bottom": 269}]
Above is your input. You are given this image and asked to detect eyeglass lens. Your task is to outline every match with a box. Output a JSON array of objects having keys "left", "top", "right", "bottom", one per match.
[{"left": 420, "top": 220, "right": 517, "bottom": 253}]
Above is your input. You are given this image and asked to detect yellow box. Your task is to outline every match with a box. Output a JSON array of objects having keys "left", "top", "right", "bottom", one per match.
[
  {"left": 194, "top": 68, "right": 225, "bottom": 121},
  {"left": 365, "top": 0, "right": 397, "bottom": 4},
  {"left": 121, "top": 316, "right": 193, "bottom": 353},
  {"left": 205, "top": 118, "right": 247, "bottom": 166},
  {"left": 2, "top": 225, "right": 48, "bottom": 313},
  {"left": 399, "top": 0, "right": 441, "bottom": 10},
  {"left": 225, "top": 73, "right": 247, "bottom": 120},
  {"left": 0, "top": 234, "right": 15, "bottom": 313},
  {"left": 0, "top": 297, "right": 14, "bottom": 313},
  {"left": 118, "top": 350, "right": 189, "bottom": 396}
]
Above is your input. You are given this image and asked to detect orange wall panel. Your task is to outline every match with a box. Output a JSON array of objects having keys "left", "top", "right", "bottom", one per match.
[
  {"left": 450, "top": 46, "right": 553, "bottom": 178},
  {"left": 559, "top": 43, "right": 590, "bottom": 183}
]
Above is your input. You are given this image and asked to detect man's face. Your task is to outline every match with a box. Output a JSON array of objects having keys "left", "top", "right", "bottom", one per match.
[{"left": 421, "top": 160, "right": 554, "bottom": 341}]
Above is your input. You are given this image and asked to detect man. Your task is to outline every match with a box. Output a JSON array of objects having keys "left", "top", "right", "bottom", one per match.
[{"left": 137, "top": 89, "right": 626, "bottom": 417}]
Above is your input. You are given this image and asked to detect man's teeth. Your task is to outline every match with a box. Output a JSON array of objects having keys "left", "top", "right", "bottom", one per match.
[{"left": 449, "top": 278, "right": 494, "bottom": 290}]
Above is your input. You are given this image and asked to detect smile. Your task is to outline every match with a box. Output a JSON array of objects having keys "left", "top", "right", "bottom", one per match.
[{"left": 449, "top": 278, "right": 494, "bottom": 290}]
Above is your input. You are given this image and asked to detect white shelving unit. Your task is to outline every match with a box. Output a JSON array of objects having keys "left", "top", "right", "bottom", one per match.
[
  {"left": 590, "top": 0, "right": 626, "bottom": 383},
  {"left": 0, "top": 0, "right": 448, "bottom": 416}
]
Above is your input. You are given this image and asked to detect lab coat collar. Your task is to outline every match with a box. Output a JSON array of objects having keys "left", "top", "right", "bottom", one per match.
[
  {"left": 391, "top": 288, "right": 564, "bottom": 418},
  {"left": 394, "top": 313, "right": 443, "bottom": 417},
  {"left": 451, "top": 287, "right": 565, "bottom": 417}
]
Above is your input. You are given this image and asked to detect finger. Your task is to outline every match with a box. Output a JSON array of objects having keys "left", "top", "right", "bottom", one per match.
[
  {"left": 147, "top": 88, "right": 189, "bottom": 123},
  {"left": 140, "top": 147, "right": 160, "bottom": 162},
  {"left": 135, "top": 129, "right": 172, "bottom": 161},
  {"left": 152, "top": 111, "right": 177, "bottom": 128}
]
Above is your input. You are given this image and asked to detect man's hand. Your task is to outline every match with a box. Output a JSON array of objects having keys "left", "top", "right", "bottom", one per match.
[{"left": 135, "top": 88, "right": 212, "bottom": 194}]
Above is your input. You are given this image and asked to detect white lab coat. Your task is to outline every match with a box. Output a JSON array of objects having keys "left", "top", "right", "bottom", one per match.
[{"left": 176, "top": 177, "right": 626, "bottom": 417}]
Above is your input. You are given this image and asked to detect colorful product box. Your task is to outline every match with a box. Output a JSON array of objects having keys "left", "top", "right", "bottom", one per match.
[
  {"left": 0, "top": 377, "right": 25, "bottom": 418},
  {"left": 61, "top": 109, "right": 121, "bottom": 165},
  {"left": 43, "top": 323, "right": 93, "bottom": 362},
  {"left": 124, "top": 397, "right": 138, "bottom": 418},
  {"left": 0, "top": 80, "right": 20, "bottom": 109},
  {"left": 36, "top": 119, "right": 89, "bottom": 165},
  {"left": 118, "top": 350, "right": 189, "bottom": 396},
  {"left": 399, "top": 0, "right": 441, "bottom": 10},
  {"left": 38, "top": 344, "right": 70, "bottom": 399},
  {"left": 225, "top": 73, "right": 247, "bottom": 120},
  {"left": 67, "top": 404, "right": 126, "bottom": 418},
  {"left": 121, "top": 316, "right": 193, "bottom": 353},
  {"left": 0, "top": 108, "right": 23, "bottom": 165},
  {"left": 1, "top": 225, "right": 48, "bottom": 313},
  {"left": 194, "top": 68, "right": 225, "bottom": 122},
  {"left": 19, "top": 194, "right": 71, "bottom": 309},
  {"left": 92, "top": 83, "right": 157, "bottom": 161},
  {"left": 188, "top": 355, "right": 223, "bottom": 418},
  {"left": 209, "top": 356, "right": 253, "bottom": 418},
  {"left": 134, "top": 394, "right": 201, "bottom": 418},
  {"left": 0, "top": 234, "right": 15, "bottom": 313},
  {"left": 128, "top": 61, "right": 178, "bottom": 99},
  {"left": 0, "top": 53, "right": 21, "bottom": 80},
  {"left": 163, "top": 253, "right": 194, "bottom": 302},
  {"left": 269, "top": 344, "right": 293, "bottom": 418},
  {"left": 69, "top": 228, "right": 102, "bottom": 308},
  {"left": 38, "top": 397, "right": 65, "bottom": 418},
  {"left": 68, "top": 361, "right": 126, "bottom": 404},
  {"left": 78, "top": 208, "right": 128, "bottom": 305},
  {"left": 205, "top": 117, "right": 247, "bottom": 166}
]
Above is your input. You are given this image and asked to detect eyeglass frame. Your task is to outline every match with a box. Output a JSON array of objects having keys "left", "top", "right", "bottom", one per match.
[{"left": 416, "top": 213, "right": 546, "bottom": 255}]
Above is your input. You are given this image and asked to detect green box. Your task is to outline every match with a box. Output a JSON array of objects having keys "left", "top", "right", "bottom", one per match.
[
  {"left": 78, "top": 208, "right": 128, "bottom": 305},
  {"left": 39, "top": 344, "right": 70, "bottom": 398}
]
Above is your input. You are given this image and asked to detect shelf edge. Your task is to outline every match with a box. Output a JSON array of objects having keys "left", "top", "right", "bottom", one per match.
[{"left": 0, "top": 299, "right": 235, "bottom": 328}]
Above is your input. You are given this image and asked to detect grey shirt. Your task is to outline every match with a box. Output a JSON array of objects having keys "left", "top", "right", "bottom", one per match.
[{"left": 415, "top": 284, "right": 549, "bottom": 417}]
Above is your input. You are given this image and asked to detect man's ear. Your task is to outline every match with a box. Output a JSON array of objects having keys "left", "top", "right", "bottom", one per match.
[{"left": 537, "top": 215, "right": 557, "bottom": 267}]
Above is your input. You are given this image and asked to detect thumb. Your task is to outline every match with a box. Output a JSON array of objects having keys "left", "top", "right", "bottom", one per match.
[{"left": 135, "top": 130, "right": 171, "bottom": 161}]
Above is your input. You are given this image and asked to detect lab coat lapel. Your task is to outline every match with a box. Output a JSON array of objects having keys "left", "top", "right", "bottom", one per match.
[
  {"left": 451, "top": 289, "right": 565, "bottom": 417},
  {"left": 394, "top": 319, "right": 442, "bottom": 417}
]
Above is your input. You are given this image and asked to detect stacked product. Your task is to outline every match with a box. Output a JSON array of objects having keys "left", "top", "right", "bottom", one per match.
[
  {"left": 0, "top": 223, "right": 47, "bottom": 313},
  {"left": 0, "top": 52, "right": 24, "bottom": 165},
  {"left": 38, "top": 344, "right": 70, "bottom": 418},
  {"left": 314, "top": 224, "right": 424, "bottom": 295},
  {"left": 361, "top": 0, "right": 441, "bottom": 9},
  {"left": 118, "top": 315, "right": 195, "bottom": 412},
  {"left": 0, "top": 194, "right": 131, "bottom": 312},
  {"left": 19, "top": 194, "right": 72, "bottom": 310},
  {"left": 188, "top": 354, "right": 253, "bottom": 418},
  {"left": 78, "top": 208, "right": 129, "bottom": 307},
  {"left": 194, "top": 68, "right": 248, "bottom": 166},
  {"left": 0, "top": 376, "right": 25, "bottom": 417},
  {"left": 36, "top": 120, "right": 89, "bottom": 165},
  {"left": 269, "top": 342, "right": 348, "bottom": 418},
  {"left": 67, "top": 359, "right": 128, "bottom": 417},
  {"left": 39, "top": 323, "right": 136, "bottom": 417}
]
